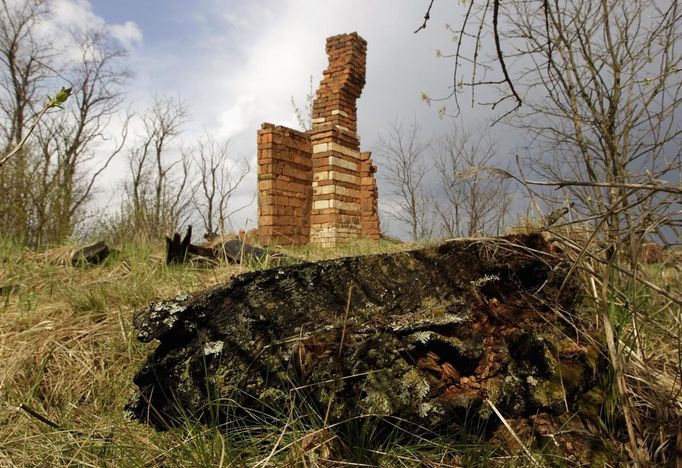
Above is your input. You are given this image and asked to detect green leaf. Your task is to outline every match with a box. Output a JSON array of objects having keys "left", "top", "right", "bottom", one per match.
[{"left": 46, "top": 87, "right": 72, "bottom": 109}]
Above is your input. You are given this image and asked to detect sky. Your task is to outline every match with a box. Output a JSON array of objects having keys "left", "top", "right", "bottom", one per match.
[{"left": 50, "top": 0, "right": 511, "bottom": 237}]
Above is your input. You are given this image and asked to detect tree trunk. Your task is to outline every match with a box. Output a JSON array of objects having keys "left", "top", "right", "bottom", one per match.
[{"left": 128, "top": 234, "right": 602, "bottom": 446}]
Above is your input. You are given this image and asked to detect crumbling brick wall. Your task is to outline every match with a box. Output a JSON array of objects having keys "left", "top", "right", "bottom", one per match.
[
  {"left": 256, "top": 124, "right": 312, "bottom": 245},
  {"left": 257, "top": 32, "right": 380, "bottom": 246}
]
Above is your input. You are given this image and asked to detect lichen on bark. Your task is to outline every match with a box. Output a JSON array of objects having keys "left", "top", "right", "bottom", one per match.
[{"left": 127, "top": 234, "right": 607, "bottom": 457}]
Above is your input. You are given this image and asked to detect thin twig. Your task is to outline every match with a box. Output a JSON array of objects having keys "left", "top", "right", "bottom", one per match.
[
  {"left": 451, "top": 0, "right": 477, "bottom": 116},
  {"left": 337, "top": 285, "right": 353, "bottom": 360},
  {"left": 414, "top": 0, "right": 437, "bottom": 33},
  {"left": 522, "top": 178, "right": 682, "bottom": 196},
  {"left": 255, "top": 414, "right": 377, "bottom": 461},
  {"left": 255, "top": 402, "right": 295, "bottom": 467},
  {"left": 598, "top": 260, "right": 644, "bottom": 466},
  {"left": 323, "top": 284, "right": 354, "bottom": 428},
  {"left": 290, "top": 369, "right": 386, "bottom": 392},
  {"left": 0, "top": 106, "right": 50, "bottom": 168},
  {"left": 18, "top": 403, "right": 60, "bottom": 429},
  {"left": 552, "top": 231, "right": 682, "bottom": 307},
  {"left": 0, "top": 87, "right": 71, "bottom": 168},
  {"left": 218, "top": 431, "right": 226, "bottom": 468},
  {"left": 492, "top": 0, "right": 522, "bottom": 110}
]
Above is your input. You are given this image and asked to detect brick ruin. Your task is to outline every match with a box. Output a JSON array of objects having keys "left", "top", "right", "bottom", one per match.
[{"left": 257, "top": 32, "right": 380, "bottom": 246}]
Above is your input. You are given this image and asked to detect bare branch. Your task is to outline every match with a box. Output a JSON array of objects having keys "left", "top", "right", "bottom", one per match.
[
  {"left": 492, "top": 0, "right": 522, "bottom": 110},
  {"left": 414, "top": 0, "right": 437, "bottom": 34}
]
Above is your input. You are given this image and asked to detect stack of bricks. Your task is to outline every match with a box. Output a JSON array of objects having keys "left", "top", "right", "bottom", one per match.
[
  {"left": 257, "top": 32, "right": 380, "bottom": 246},
  {"left": 256, "top": 124, "right": 312, "bottom": 245},
  {"left": 308, "top": 32, "right": 370, "bottom": 247}
]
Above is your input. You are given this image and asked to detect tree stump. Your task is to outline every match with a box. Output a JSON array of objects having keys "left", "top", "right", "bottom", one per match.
[
  {"left": 128, "top": 234, "right": 601, "bottom": 442},
  {"left": 165, "top": 226, "right": 196, "bottom": 264}
]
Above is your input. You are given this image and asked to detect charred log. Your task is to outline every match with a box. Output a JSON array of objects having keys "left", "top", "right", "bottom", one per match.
[
  {"left": 70, "top": 240, "right": 111, "bottom": 265},
  {"left": 165, "top": 226, "right": 195, "bottom": 264},
  {"left": 128, "top": 234, "right": 602, "bottom": 444},
  {"left": 165, "top": 226, "right": 280, "bottom": 265}
]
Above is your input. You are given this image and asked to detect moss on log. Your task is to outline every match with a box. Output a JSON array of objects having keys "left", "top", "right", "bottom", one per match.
[{"left": 127, "top": 234, "right": 602, "bottom": 445}]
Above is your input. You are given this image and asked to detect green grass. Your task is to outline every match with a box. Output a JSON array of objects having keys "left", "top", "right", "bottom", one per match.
[
  {"left": 0, "top": 237, "right": 678, "bottom": 466},
  {"left": 0, "top": 238, "right": 230, "bottom": 466},
  {"left": 1, "top": 237, "right": 454, "bottom": 467}
]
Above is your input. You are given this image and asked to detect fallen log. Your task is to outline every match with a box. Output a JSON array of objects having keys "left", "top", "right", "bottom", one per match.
[
  {"left": 128, "top": 234, "right": 602, "bottom": 446},
  {"left": 165, "top": 226, "right": 281, "bottom": 265},
  {"left": 70, "top": 240, "right": 111, "bottom": 265}
]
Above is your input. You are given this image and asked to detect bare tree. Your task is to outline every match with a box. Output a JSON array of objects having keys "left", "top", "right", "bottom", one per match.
[
  {"left": 189, "top": 134, "right": 250, "bottom": 237},
  {"left": 505, "top": 8, "right": 681, "bottom": 462},
  {"left": 420, "top": 0, "right": 680, "bottom": 249},
  {"left": 32, "top": 28, "right": 129, "bottom": 244},
  {"left": 434, "top": 125, "right": 512, "bottom": 237},
  {"left": 421, "top": 0, "right": 681, "bottom": 463},
  {"left": 0, "top": 0, "right": 52, "bottom": 243},
  {"left": 123, "top": 95, "right": 192, "bottom": 239},
  {"left": 0, "top": 1, "right": 129, "bottom": 246},
  {"left": 503, "top": 0, "right": 681, "bottom": 256},
  {"left": 0, "top": 0, "right": 50, "bottom": 148},
  {"left": 376, "top": 119, "right": 433, "bottom": 242}
]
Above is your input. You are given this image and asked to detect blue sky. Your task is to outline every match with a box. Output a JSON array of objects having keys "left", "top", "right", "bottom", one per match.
[
  {"left": 37, "top": 0, "right": 678, "bottom": 244},
  {"left": 84, "top": 0, "right": 461, "bottom": 131},
  {"left": 53, "top": 0, "right": 506, "bottom": 236}
]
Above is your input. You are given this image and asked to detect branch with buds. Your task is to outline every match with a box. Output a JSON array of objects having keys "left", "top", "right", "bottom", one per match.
[{"left": 0, "top": 86, "right": 72, "bottom": 168}]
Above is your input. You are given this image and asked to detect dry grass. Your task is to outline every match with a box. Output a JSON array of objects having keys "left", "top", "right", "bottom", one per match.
[
  {"left": 546, "top": 227, "right": 682, "bottom": 465},
  {"left": 0, "top": 240, "right": 225, "bottom": 466},
  {"left": 0, "top": 235, "right": 678, "bottom": 466},
  {"left": 0, "top": 238, "right": 416, "bottom": 467}
]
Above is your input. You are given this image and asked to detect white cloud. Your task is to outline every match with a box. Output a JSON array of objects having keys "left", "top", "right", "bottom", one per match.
[
  {"left": 222, "top": 13, "right": 250, "bottom": 30},
  {"left": 108, "top": 21, "right": 143, "bottom": 48},
  {"left": 34, "top": 0, "right": 142, "bottom": 64},
  {"left": 49, "top": 0, "right": 101, "bottom": 29},
  {"left": 82, "top": 0, "right": 504, "bottom": 235},
  {"left": 216, "top": 96, "right": 257, "bottom": 139}
]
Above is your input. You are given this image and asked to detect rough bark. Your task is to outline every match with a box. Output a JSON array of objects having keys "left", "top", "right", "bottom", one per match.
[{"left": 128, "top": 234, "right": 602, "bottom": 444}]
